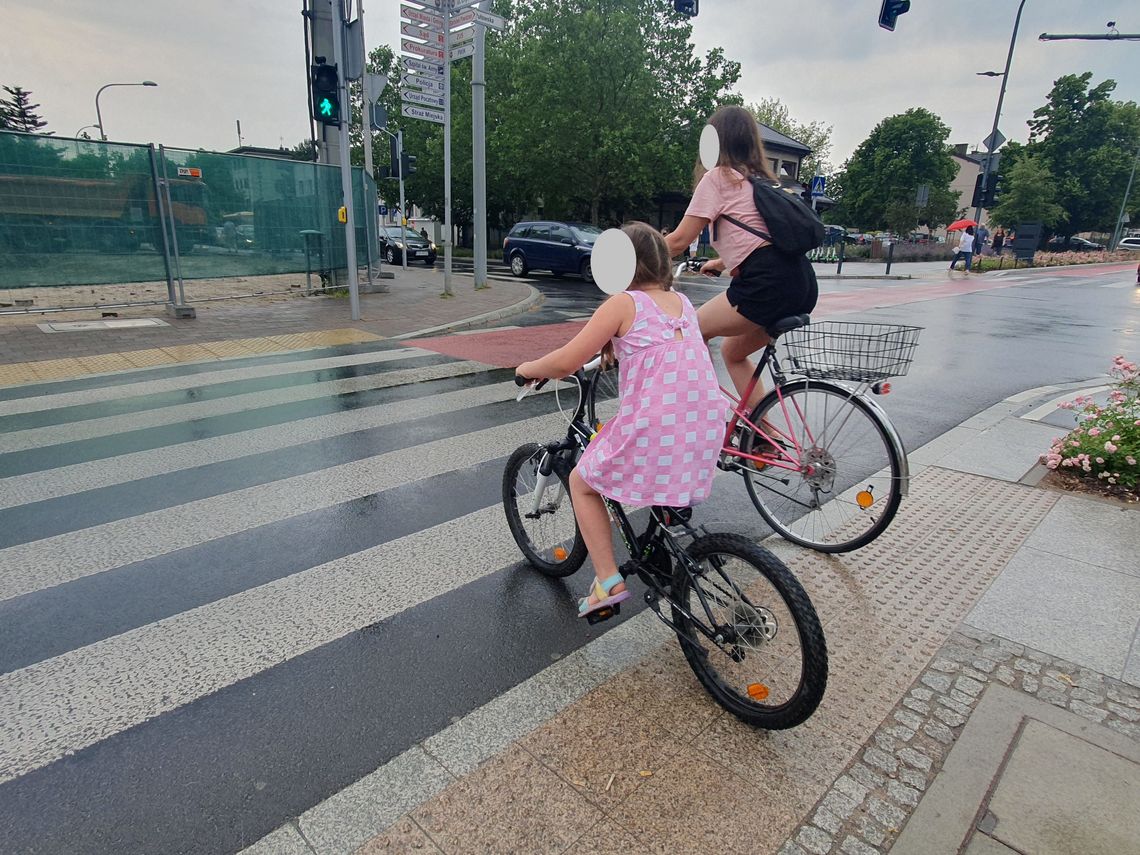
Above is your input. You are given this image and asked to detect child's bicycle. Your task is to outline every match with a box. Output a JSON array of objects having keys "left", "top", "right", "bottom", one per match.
[
  {"left": 503, "top": 359, "right": 827, "bottom": 729},
  {"left": 588, "top": 314, "right": 922, "bottom": 553}
]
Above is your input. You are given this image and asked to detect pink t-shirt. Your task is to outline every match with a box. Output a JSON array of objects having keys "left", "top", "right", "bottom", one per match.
[{"left": 685, "top": 167, "right": 769, "bottom": 274}]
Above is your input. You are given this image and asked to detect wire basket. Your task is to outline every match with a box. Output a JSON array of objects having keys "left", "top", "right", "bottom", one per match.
[{"left": 781, "top": 321, "right": 923, "bottom": 383}]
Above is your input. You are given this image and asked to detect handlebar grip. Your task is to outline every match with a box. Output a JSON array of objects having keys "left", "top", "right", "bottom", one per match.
[{"left": 515, "top": 375, "right": 549, "bottom": 391}]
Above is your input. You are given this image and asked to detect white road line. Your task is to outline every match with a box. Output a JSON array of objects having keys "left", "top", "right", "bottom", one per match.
[
  {"left": 0, "top": 348, "right": 434, "bottom": 418},
  {"left": 0, "top": 504, "right": 526, "bottom": 786},
  {"left": 1021, "top": 385, "right": 1109, "bottom": 423},
  {"left": 0, "top": 407, "right": 568, "bottom": 603},
  {"left": 0, "top": 360, "right": 488, "bottom": 453},
  {"left": 0, "top": 378, "right": 570, "bottom": 510}
]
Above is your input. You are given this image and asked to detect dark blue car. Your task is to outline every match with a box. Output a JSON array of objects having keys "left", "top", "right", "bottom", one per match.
[{"left": 502, "top": 221, "right": 603, "bottom": 284}]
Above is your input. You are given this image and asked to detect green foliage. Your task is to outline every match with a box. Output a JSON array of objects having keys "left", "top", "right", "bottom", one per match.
[
  {"left": 747, "top": 97, "right": 832, "bottom": 180},
  {"left": 1022, "top": 73, "right": 1140, "bottom": 235},
  {"left": 832, "top": 108, "right": 957, "bottom": 232},
  {"left": 0, "top": 85, "right": 48, "bottom": 133},
  {"left": 989, "top": 153, "right": 1065, "bottom": 228}
]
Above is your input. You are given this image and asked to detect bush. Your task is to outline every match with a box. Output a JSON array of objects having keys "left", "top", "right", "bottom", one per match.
[{"left": 1041, "top": 356, "right": 1140, "bottom": 492}]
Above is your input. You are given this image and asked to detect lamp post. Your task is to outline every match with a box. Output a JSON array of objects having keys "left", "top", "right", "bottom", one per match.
[
  {"left": 95, "top": 80, "right": 158, "bottom": 141},
  {"left": 974, "top": 0, "right": 1027, "bottom": 227},
  {"left": 75, "top": 124, "right": 99, "bottom": 139}
]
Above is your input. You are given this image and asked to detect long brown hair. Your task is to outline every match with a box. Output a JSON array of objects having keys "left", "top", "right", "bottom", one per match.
[
  {"left": 693, "top": 104, "right": 777, "bottom": 190},
  {"left": 622, "top": 221, "right": 674, "bottom": 291}
]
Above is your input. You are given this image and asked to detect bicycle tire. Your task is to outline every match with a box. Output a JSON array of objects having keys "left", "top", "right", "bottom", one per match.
[
  {"left": 742, "top": 380, "right": 903, "bottom": 553},
  {"left": 502, "top": 442, "right": 587, "bottom": 577},
  {"left": 585, "top": 360, "right": 620, "bottom": 432},
  {"left": 672, "top": 533, "right": 827, "bottom": 729}
]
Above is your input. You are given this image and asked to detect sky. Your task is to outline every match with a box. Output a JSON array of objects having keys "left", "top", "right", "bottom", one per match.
[{"left": 3, "top": 0, "right": 1137, "bottom": 170}]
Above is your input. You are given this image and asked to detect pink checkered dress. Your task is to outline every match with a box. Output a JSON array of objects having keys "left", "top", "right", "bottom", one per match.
[{"left": 577, "top": 289, "right": 727, "bottom": 508}]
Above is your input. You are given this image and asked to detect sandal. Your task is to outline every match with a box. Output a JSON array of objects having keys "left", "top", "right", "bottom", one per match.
[{"left": 578, "top": 573, "right": 631, "bottom": 619}]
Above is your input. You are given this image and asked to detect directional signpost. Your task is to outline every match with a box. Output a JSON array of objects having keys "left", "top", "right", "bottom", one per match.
[{"left": 400, "top": 0, "right": 509, "bottom": 293}]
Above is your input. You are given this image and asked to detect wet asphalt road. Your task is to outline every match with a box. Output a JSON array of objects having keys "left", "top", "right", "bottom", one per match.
[{"left": 0, "top": 262, "right": 1136, "bottom": 854}]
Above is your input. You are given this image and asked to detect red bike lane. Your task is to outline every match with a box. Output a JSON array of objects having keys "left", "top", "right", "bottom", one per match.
[{"left": 414, "top": 265, "right": 1131, "bottom": 367}]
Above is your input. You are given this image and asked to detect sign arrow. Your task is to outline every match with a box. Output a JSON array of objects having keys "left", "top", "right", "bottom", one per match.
[
  {"left": 401, "top": 22, "right": 445, "bottom": 44},
  {"left": 402, "top": 103, "right": 446, "bottom": 125},
  {"left": 399, "top": 4, "right": 443, "bottom": 31},
  {"left": 449, "top": 26, "right": 475, "bottom": 46},
  {"left": 402, "top": 89, "right": 445, "bottom": 109},
  {"left": 402, "top": 39, "right": 445, "bottom": 60},
  {"left": 471, "top": 9, "right": 508, "bottom": 31},
  {"left": 402, "top": 73, "right": 445, "bottom": 93},
  {"left": 449, "top": 42, "right": 476, "bottom": 61}
]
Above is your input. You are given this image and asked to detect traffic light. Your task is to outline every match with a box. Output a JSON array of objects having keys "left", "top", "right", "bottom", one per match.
[
  {"left": 389, "top": 135, "right": 399, "bottom": 178},
  {"left": 982, "top": 173, "right": 1002, "bottom": 208},
  {"left": 401, "top": 151, "right": 417, "bottom": 177},
  {"left": 673, "top": 0, "right": 698, "bottom": 17},
  {"left": 311, "top": 60, "right": 340, "bottom": 125},
  {"left": 971, "top": 173, "right": 985, "bottom": 209},
  {"left": 878, "top": 0, "right": 910, "bottom": 31}
]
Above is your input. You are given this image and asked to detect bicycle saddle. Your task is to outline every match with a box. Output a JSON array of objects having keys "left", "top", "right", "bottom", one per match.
[{"left": 768, "top": 314, "right": 811, "bottom": 338}]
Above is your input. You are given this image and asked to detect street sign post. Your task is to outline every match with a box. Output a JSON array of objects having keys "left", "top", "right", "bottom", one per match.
[
  {"left": 449, "top": 26, "right": 476, "bottom": 45},
  {"left": 400, "top": 4, "right": 443, "bottom": 30},
  {"left": 983, "top": 129, "right": 1006, "bottom": 152},
  {"left": 810, "top": 175, "right": 825, "bottom": 197},
  {"left": 401, "top": 22, "right": 445, "bottom": 44},
  {"left": 402, "top": 39, "right": 446, "bottom": 60},
  {"left": 401, "top": 103, "right": 446, "bottom": 124},
  {"left": 449, "top": 43, "right": 476, "bottom": 60}
]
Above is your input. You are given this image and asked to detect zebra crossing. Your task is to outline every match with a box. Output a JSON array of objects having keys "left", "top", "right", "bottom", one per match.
[{"left": 0, "top": 336, "right": 770, "bottom": 854}]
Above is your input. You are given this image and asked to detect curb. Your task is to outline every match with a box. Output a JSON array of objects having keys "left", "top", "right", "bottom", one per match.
[
  {"left": 392, "top": 285, "right": 544, "bottom": 341},
  {"left": 815, "top": 273, "right": 912, "bottom": 280}
]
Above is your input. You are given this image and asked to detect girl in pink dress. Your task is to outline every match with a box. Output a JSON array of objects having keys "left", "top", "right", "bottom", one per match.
[{"left": 517, "top": 223, "right": 727, "bottom": 618}]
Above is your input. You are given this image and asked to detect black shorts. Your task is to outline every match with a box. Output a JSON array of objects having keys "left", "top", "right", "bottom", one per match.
[{"left": 725, "top": 245, "right": 818, "bottom": 331}]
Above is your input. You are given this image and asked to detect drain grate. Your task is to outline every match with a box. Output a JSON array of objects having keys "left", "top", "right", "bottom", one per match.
[{"left": 37, "top": 318, "right": 170, "bottom": 333}]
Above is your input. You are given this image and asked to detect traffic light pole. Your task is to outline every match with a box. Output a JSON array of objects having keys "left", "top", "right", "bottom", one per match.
[
  {"left": 1110, "top": 142, "right": 1139, "bottom": 250},
  {"left": 442, "top": 2, "right": 454, "bottom": 297},
  {"left": 331, "top": 0, "right": 361, "bottom": 320},
  {"left": 974, "top": 0, "right": 1025, "bottom": 228},
  {"left": 471, "top": 1, "right": 489, "bottom": 290},
  {"left": 398, "top": 129, "right": 408, "bottom": 270}
]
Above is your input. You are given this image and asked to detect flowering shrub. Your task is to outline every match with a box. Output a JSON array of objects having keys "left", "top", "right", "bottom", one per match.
[
  {"left": 973, "top": 249, "right": 1137, "bottom": 273},
  {"left": 1042, "top": 356, "right": 1140, "bottom": 492}
]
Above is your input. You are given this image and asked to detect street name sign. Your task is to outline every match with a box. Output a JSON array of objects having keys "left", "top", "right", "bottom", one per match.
[
  {"left": 402, "top": 73, "right": 445, "bottom": 92},
  {"left": 472, "top": 9, "right": 508, "bottom": 30},
  {"left": 400, "top": 4, "right": 443, "bottom": 31},
  {"left": 401, "top": 22, "right": 445, "bottom": 44},
  {"left": 402, "top": 56, "right": 443, "bottom": 76},
  {"left": 403, "top": 89, "right": 446, "bottom": 109},
  {"left": 449, "top": 26, "right": 476, "bottom": 46},
  {"left": 403, "top": 103, "right": 446, "bottom": 124},
  {"left": 402, "top": 39, "right": 445, "bottom": 60},
  {"left": 449, "top": 42, "right": 476, "bottom": 61}
]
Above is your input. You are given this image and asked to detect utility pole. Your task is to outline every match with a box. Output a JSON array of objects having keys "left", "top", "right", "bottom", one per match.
[
  {"left": 975, "top": 0, "right": 1026, "bottom": 228},
  {"left": 442, "top": 2, "right": 454, "bottom": 297},
  {"left": 1110, "top": 143, "right": 1139, "bottom": 250},
  {"left": 330, "top": 0, "right": 361, "bottom": 320},
  {"left": 399, "top": 129, "right": 409, "bottom": 270},
  {"left": 471, "top": 0, "right": 489, "bottom": 289}
]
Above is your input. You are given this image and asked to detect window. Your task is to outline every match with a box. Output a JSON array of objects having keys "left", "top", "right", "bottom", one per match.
[
  {"left": 510, "top": 224, "right": 531, "bottom": 238},
  {"left": 548, "top": 225, "right": 572, "bottom": 243},
  {"left": 780, "top": 161, "right": 798, "bottom": 179},
  {"left": 768, "top": 158, "right": 779, "bottom": 175},
  {"left": 529, "top": 224, "right": 551, "bottom": 240}
]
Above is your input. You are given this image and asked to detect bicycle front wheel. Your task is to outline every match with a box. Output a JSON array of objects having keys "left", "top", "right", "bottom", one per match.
[
  {"left": 672, "top": 533, "right": 827, "bottom": 729},
  {"left": 742, "top": 380, "right": 903, "bottom": 553},
  {"left": 502, "top": 442, "right": 587, "bottom": 577}
]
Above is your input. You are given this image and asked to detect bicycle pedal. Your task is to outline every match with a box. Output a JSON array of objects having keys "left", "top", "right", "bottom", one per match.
[{"left": 586, "top": 603, "right": 620, "bottom": 625}]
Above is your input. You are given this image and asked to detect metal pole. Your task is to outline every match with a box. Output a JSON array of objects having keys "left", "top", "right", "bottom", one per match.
[
  {"left": 331, "top": 0, "right": 362, "bottom": 320},
  {"left": 158, "top": 145, "right": 187, "bottom": 307},
  {"left": 836, "top": 240, "right": 844, "bottom": 275},
  {"left": 885, "top": 241, "right": 894, "bottom": 275},
  {"left": 95, "top": 86, "right": 109, "bottom": 141},
  {"left": 1110, "top": 142, "right": 1140, "bottom": 250},
  {"left": 442, "top": 1, "right": 454, "bottom": 297},
  {"left": 147, "top": 144, "right": 177, "bottom": 307},
  {"left": 355, "top": 0, "right": 381, "bottom": 291},
  {"left": 975, "top": 0, "right": 1026, "bottom": 228},
  {"left": 471, "top": 0, "right": 489, "bottom": 289},
  {"left": 399, "top": 129, "right": 408, "bottom": 270}
]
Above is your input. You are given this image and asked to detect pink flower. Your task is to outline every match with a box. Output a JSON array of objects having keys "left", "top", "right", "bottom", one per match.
[
  {"left": 1096, "top": 457, "right": 1105, "bottom": 464},
  {"left": 1088, "top": 427, "right": 1101, "bottom": 437},
  {"left": 1112, "top": 435, "right": 1121, "bottom": 442},
  {"left": 1105, "top": 442, "right": 1118, "bottom": 453},
  {"left": 1059, "top": 401, "right": 1074, "bottom": 410},
  {"left": 1128, "top": 456, "right": 1137, "bottom": 466}
]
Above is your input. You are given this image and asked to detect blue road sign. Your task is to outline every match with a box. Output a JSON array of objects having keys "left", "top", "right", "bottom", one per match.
[
  {"left": 379, "top": 204, "right": 388, "bottom": 216},
  {"left": 811, "top": 176, "right": 826, "bottom": 198}
]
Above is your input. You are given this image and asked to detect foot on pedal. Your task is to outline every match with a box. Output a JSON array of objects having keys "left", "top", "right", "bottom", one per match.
[{"left": 586, "top": 603, "right": 621, "bottom": 625}]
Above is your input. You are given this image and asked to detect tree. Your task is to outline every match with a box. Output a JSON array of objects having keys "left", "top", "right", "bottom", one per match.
[
  {"left": 748, "top": 97, "right": 833, "bottom": 180},
  {"left": 1023, "top": 73, "right": 1140, "bottom": 235},
  {"left": 989, "top": 153, "right": 1065, "bottom": 228},
  {"left": 832, "top": 108, "right": 958, "bottom": 232},
  {"left": 1, "top": 85, "right": 48, "bottom": 133}
]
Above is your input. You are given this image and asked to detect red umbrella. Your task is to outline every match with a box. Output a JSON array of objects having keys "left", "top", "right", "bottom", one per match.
[{"left": 947, "top": 219, "right": 978, "bottom": 232}]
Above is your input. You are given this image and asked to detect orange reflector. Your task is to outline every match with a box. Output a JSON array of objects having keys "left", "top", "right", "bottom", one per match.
[
  {"left": 856, "top": 488, "right": 874, "bottom": 509},
  {"left": 553, "top": 546, "right": 568, "bottom": 561},
  {"left": 747, "top": 683, "right": 770, "bottom": 700}
]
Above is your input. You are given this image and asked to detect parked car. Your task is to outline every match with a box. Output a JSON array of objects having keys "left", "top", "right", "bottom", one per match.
[
  {"left": 1115, "top": 237, "right": 1140, "bottom": 252},
  {"left": 379, "top": 226, "right": 436, "bottom": 265},
  {"left": 502, "top": 221, "right": 603, "bottom": 283},
  {"left": 1046, "top": 236, "right": 1105, "bottom": 252}
]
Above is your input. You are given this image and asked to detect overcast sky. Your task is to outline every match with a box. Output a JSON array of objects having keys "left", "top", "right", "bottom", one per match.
[{"left": 4, "top": 0, "right": 1137, "bottom": 170}]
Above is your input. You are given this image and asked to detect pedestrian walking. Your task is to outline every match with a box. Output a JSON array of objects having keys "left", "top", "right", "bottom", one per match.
[
  {"left": 950, "top": 226, "right": 976, "bottom": 273},
  {"left": 992, "top": 227, "right": 1006, "bottom": 256},
  {"left": 661, "top": 104, "right": 818, "bottom": 410},
  {"left": 976, "top": 223, "right": 990, "bottom": 256},
  {"left": 515, "top": 222, "right": 725, "bottom": 619}
]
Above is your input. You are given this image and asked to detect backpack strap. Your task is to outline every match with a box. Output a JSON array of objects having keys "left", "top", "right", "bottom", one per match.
[{"left": 719, "top": 213, "right": 774, "bottom": 244}]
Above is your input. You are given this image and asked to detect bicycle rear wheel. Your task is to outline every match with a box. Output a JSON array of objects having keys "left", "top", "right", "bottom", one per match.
[
  {"left": 585, "top": 360, "right": 620, "bottom": 432},
  {"left": 502, "top": 442, "right": 587, "bottom": 577},
  {"left": 742, "top": 380, "right": 903, "bottom": 553},
  {"left": 672, "top": 533, "right": 827, "bottom": 729}
]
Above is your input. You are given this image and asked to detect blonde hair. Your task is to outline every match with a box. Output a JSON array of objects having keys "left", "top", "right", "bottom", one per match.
[
  {"left": 622, "top": 221, "right": 673, "bottom": 291},
  {"left": 693, "top": 104, "right": 778, "bottom": 190}
]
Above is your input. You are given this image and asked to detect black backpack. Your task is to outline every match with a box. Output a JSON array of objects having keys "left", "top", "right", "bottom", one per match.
[{"left": 718, "top": 176, "right": 825, "bottom": 255}]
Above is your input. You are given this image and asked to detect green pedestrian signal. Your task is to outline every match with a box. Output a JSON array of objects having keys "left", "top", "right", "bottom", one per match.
[{"left": 311, "top": 60, "right": 340, "bottom": 125}]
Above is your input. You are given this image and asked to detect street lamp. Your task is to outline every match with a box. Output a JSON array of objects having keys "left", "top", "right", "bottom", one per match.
[
  {"left": 974, "top": 0, "right": 1027, "bottom": 227},
  {"left": 74, "top": 124, "right": 99, "bottom": 139},
  {"left": 94, "top": 80, "right": 158, "bottom": 141}
]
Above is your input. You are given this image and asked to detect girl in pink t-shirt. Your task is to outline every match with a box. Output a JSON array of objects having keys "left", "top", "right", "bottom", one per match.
[
  {"left": 517, "top": 223, "right": 725, "bottom": 619},
  {"left": 665, "top": 105, "right": 818, "bottom": 409}
]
